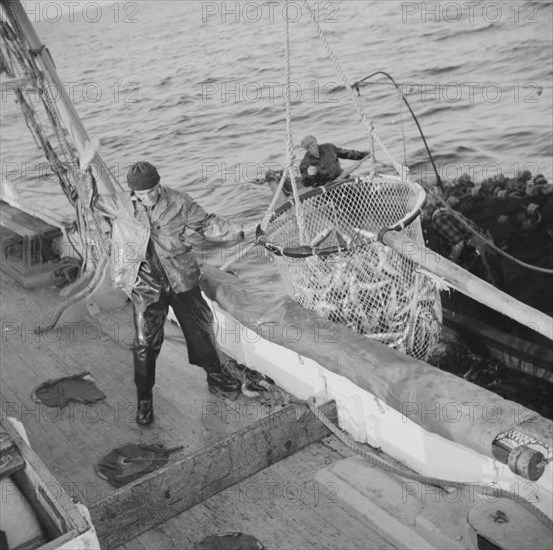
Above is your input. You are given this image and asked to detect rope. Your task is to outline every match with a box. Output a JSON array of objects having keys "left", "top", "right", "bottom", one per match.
[
  {"left": 53, "top": 256, "right": 82, "bottom": 287},
  {"left": 428, "top": 187, "right": 553, "bottom": 275},
  {"left": 3, "top": 4, "right": 116, "bottom": 305},
  {"left": 307, "top": 397, "right": 553, "bottom": 532},
  {"left": 354, "top": 70, "right": 445, "bottom": 193},
  {"left": 283, "top": 4, "right": 307, "bottom": 245},
  {"left": 260, "top": 0, "right": 307, "bottom": 245},
  {"left": 502, "top": 427, "right": 552, "bottom": 460},
  {"left": 352, "top": 80, "right": 544, "bottom": 96},
  {"left": 352, "top": 72, "right": 552, "bottom": 275},
  {"left": 82, "top": 167, "right": 110, "bottom": 254},
  {"left": 303, "top": 0, "right": 413, "bottom": 183},
  {"left": 3, "top": 2, "right": 78, "bottom": 176},
  {"left": 398, "top": 86, "right": 408, "bottom": 166},
  {"left": 15, "top": 87, "right": 77, "bottom": 204},
  {"left": 260, "top": 162, "right": 289, "bottom": 232},
  {"left": 36, "top": 248, "right": 110, "bottom": 332}
]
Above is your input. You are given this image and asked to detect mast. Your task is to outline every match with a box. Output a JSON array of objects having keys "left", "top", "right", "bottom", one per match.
[
  {"left": 0, "top": 0, "right": 118, "bottom": 195},
  {"left": 1, "top": 0, "right": 126, "bottom": 327}
]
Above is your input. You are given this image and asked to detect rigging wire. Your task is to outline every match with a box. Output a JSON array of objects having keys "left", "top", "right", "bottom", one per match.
[
  {"left": 353, "top": 70, "right": 443, "bottom": 193},
  {"left": 352, "top": 71, "right": 553, "bottom": 276},
  {"left": 1, "top": 4, "right": 119, "bottom": 329}
]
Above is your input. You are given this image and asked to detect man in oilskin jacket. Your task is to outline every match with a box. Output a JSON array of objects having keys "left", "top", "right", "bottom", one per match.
[
  {"left": 92, "top": 161, "right": 247, "bottom": 425},
  {"left": 299, "top": 135, "right": 369, "bottom": 187}
]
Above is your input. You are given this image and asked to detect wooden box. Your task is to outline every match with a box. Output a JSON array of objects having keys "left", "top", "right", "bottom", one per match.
[
  {"left": 0, "top": 414, "right": 99, "bottom": 550},
  {"left": 0, "top": 200, "right": 64, "bottom": 288}
]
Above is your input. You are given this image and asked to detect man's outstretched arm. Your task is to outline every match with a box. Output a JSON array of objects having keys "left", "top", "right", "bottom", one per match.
[
  {"left": 334, "top": 146, "right": 370, "bottom": 161},
  {"left": 183, "top": 192, "right": 247, "bottom": 242}
]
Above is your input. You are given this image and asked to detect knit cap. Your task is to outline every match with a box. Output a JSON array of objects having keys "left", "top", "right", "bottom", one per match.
[{"left": 127, "top": 161, "right": 160, "bottom": 190}]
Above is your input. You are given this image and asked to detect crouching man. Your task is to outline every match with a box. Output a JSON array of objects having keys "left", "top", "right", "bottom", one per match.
[{"left": 299, "top": 135, "right": 369, "bottom": 187}]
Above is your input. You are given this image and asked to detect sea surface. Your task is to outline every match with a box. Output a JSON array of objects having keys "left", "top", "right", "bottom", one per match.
[
  {"left": 1, "top": 0, "right": 552, "bottom": 282},
  {"left": 2, "top": 3, "right": 552, "bottom": 197}
]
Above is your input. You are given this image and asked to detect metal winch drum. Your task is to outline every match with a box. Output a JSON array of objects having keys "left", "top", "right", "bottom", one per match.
[{"left": 258, "top": 175, "right": 442, "bottom": 361}]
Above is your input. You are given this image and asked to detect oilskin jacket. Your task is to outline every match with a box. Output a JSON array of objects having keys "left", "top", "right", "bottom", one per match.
[
  {"left": 93, "top": 186, "right": 243, "bottom": 297},
  {"left": 300, "top": 143, "right": 367, "bottom": 187}
]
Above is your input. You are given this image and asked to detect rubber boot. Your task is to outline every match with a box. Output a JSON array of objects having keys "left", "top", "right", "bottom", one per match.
[
  {"left": 206, "top": 364, "right": 241, "bottom": 392},
  {"left": 134, "top": 346, "right": 157, "bottom": 425}
]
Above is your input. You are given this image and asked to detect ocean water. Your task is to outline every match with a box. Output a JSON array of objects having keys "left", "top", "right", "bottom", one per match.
[{"left": 1, "top": 0, "right": 552, "bottom": 284}]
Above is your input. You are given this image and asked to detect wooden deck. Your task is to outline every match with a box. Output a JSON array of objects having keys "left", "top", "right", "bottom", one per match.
[
  {"left": 114, "top": 438, "right": 395, "bottom": 550},
  {"left": 0, "top": 269, "right": 397, "bottom": 549}
]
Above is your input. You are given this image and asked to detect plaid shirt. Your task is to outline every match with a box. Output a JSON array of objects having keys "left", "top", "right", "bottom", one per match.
[{"left": 431, "top": 208, "right": 481, "bottom": 245}]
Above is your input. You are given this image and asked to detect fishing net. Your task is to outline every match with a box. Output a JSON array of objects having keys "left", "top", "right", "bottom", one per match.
[
  {"left": 258, "top": 175, "right": 442, "bottom": 361},
  {"left": 251, "top": 1, "right": 442, "bottom": 360}
]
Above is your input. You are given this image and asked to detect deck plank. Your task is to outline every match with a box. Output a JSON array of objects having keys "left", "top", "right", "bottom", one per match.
[
  {"left": 115, "top": 437, "right": 396, "bottom": 550},
  {"left": 1, "top": 270, "right": 397, "bottom": 549},
  {"left": 90, "top": 401, "right": 338, "bottom": 547}
]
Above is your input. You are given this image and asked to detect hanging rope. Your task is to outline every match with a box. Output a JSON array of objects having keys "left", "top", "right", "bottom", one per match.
[
  {"left": 37, "top": 249, "right": 110, "bottom": 332},
  {"left": 0, "top": 21, "right": 19, "bottom": 76},
  {"left": 353, "top": 70, "right": 444, "bottom": 193},
  {"left": 259, "top": 0, "right": 307, "bottom": 244},
  {"left": 2, "top": 5, "right": 81, "bottom": 211},
  {"left": 1, "top": 6, "right": 118, "bottom": 330},
  {"left": 351, "top": 71, "right": 552, "bottom": 276},
  {"left": 398, "top": 85, "right": 408, "bottom": 166},
  {"left": 303, "top": 0, "right": 422, "bottom": 184},
  {"left": 2, "top": 5, "right": 108, "bottom": 257}
]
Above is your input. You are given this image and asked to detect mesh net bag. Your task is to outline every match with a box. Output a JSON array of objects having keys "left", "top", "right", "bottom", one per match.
[{"left": 259, "top": 175, "right": 442, "bottom": 361}]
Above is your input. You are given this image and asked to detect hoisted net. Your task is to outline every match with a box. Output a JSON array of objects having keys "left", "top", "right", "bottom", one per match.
[
  {"left": 259, "top": 176, "right": 441, "bottom": 360},
  {"left": 257, "top": 0, "right": 442, "bottom": 361}
]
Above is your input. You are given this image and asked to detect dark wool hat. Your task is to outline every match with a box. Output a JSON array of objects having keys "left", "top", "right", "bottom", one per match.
[{"left": 127, "top": 161, "right": 160, "bottom": 190}]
